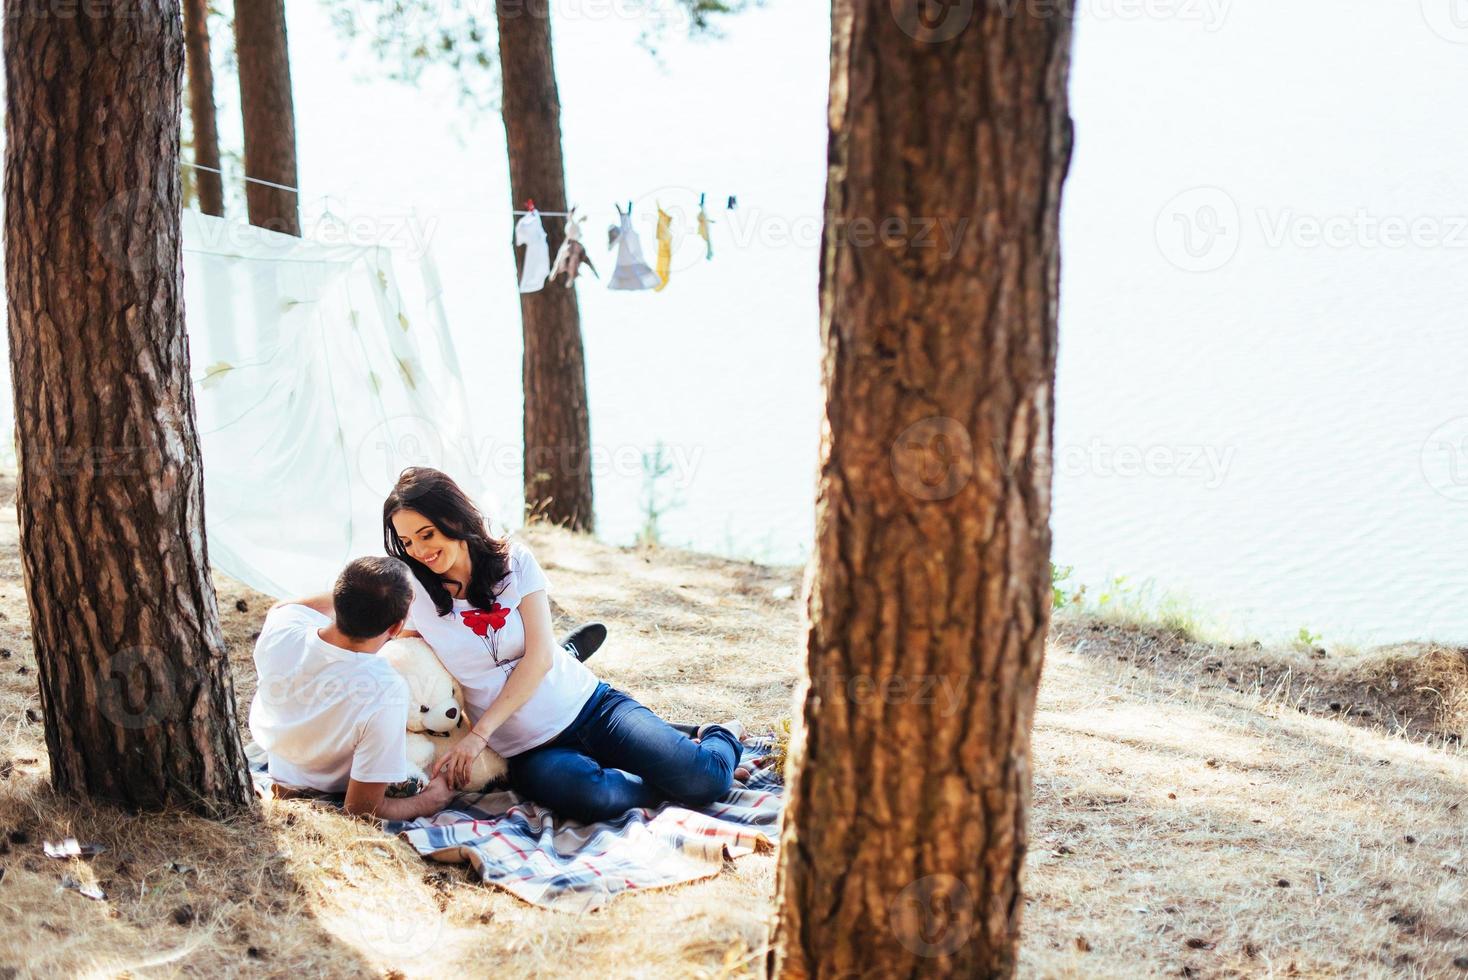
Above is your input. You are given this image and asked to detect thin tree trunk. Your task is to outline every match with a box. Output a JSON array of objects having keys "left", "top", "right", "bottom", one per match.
[
  {"left": 234, "top": 0, "right": 300, "bottom": 236},
  {"left": 771, "top": 1, "right": 1074, "bottom": 975},
  {"left": 496, "top": 1, "right": 595, "bottom": 531},
  {"left": 3, "top": 0, "right": 253, "bottom": 813},
  {"left": 184, "top": 0, "right": 225, "bottom": 217}
]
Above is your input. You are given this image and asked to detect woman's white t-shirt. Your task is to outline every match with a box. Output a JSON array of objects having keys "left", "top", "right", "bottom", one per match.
[{"left": 404, "top": 542, "right": 599, "bottom": 757}]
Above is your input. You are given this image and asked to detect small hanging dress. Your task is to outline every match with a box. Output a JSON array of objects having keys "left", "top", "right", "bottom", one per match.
[
  {"left": 608, "top": 208, "right": 660, "bottom": 291},
  {"left": 551, "top": 210, "right": 598, "bottom": 286}
]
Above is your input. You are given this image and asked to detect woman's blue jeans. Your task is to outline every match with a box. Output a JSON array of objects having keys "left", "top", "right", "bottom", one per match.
[{"left": 507, "top": 682, "right": 741, "bottom": 823}]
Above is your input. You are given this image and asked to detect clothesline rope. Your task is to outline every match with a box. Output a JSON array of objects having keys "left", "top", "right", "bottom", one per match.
[
  {"left": 182, "top": 160, "right": 301, "bottom": 195},
  {"left": 179, "top": 160, "right": 735, "bottom": 222}
]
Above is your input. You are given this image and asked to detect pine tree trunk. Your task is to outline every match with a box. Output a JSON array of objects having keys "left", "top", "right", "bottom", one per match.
[
  {"left": 184, "top": 0, "right": 225, "bottom": 217},
  {"left": 234, "top": 0, "right": 300, "bottom": 236},
  {"left": 495, "top": 1, "right": 594, "bottom": 531},
  {"left": 771, "top": 1, "right": 1074, "bottom": 976},
  {"left": 3, "top": 0, "right": 253, "bottom": 813}
]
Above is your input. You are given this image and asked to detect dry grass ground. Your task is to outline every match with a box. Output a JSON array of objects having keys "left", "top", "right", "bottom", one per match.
[{"left": 0, "top": 507, "right": 1464, "bottom": 977}]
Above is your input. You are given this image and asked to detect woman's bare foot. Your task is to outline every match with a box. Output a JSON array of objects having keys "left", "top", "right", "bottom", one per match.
[
  {"left": 693, "top": 721, "right": 751, "bottom": 780},
  {"left": 697, "top": 719, "right": 746, "bottom": 742}
]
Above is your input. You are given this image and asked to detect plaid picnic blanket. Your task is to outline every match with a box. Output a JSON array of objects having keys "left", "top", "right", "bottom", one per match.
[{"left": 249, "top": 737, "right": 784, "bottom": 913}]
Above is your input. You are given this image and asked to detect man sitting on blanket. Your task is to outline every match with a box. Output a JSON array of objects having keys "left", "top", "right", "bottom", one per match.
[{"left": 249, "top": 556, "right": 454, "bottom": 819}]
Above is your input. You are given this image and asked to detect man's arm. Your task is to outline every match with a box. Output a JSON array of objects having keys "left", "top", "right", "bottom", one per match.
[
  {"left": 347, "top": 687, "right": 443, "bottom": 816},
  {"left": 343, "top": 774, "right": 454, "bottom": 820},
  {"left": 271, "top": 592, "right": 333, "bottom": 616}
]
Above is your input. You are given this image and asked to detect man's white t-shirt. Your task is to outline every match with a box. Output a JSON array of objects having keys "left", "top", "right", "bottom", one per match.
[
  {"left": 248, "top": 604, "right": 411, "bottom": 793},
  {"left": 405, "top": 542, "right": 598, "bottom": 757}
]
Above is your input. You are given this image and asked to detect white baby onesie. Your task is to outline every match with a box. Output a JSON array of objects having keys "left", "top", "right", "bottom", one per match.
[{"left": 515, "top": 210, "right": 550, "bottom": 293}]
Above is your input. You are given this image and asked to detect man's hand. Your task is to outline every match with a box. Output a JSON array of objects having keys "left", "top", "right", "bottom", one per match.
[
  {"left": 431, "top": 732, "right": 488, "bottom": 790},
  {"left": 415, "top": 772, "right": 456, "bottom": 812},
  {"left": 344, "top": 771, "right": 457, "bottom": 820}
]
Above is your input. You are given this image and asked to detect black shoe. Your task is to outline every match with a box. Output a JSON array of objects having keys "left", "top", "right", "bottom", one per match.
[{"left": 559, "top": 622, "right": 608, "bottom": 663}]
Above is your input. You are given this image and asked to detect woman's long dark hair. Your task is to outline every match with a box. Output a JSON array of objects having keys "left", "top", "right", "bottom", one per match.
[{"left": 383, "top": 467, "right": 511, "bottom": 618}]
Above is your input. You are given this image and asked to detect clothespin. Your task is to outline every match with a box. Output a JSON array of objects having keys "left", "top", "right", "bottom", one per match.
[
  {"left": 525, "top": 198, "right": 537, "bottom": 212},
  {"left": 727, "top": 195, "right": 738, "bottom": 211}
]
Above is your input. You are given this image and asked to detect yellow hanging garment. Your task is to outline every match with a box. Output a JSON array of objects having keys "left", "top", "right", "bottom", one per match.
[{"left": 654, "top": 204, "right": 673, "bottom": 292}]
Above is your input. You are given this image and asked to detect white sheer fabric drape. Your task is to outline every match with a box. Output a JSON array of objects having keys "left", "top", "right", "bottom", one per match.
[{"left": 181, "top": 212, "right": 489, "bottom": 597}]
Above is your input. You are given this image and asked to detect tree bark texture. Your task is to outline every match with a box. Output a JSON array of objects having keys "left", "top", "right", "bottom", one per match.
[
  {"left": 771, "top": 0, "right": 1074, "bottom": 975},
  {"left": 3, "top": 0, "right": 253, "bottom": 813},
  {"left": 234, "top": 0, "right": 300, "bottom": 235},
  {"left": 496, "top": 0, "right": 595, "bottom": 531}
]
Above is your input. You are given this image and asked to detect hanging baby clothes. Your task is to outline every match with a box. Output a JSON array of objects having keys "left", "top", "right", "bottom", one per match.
[
  {"left": 550, "top": 210, "right": 598, "bottom": 286},
  {"left": 607, "top": 206, "right": 659, "bottom": 291},
  {"left": 696, "top": 195, "right": 714, "bottom": 261},
  {"left": 654, "top": 205, "right": 673, "bottom": 292},
  {"left": 515, "top": 209, "right": 550, "bottom": 293}
]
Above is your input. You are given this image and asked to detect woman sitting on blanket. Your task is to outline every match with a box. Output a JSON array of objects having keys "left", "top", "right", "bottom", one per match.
[{"left": 384, "top": 466, "right": 746, "bottom": 823}]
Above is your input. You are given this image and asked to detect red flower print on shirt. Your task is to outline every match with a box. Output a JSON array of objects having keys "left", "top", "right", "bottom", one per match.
[{"left": 461, "top": 604, "right": 510, "bottom": 636}]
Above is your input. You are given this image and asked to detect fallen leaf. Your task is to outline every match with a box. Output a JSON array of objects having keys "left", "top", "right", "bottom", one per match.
[
  {"left": 200, "top": 362, "right": 235, "bottom": 389},
  {"left": 60, "top": 875, "right": 105, "bottom": 901},
  {"left": 44, "top": 838, "right": 105, "bottom": 860},
  {"left": 1185, "top": 938, "right": 1217, "bottom": 950}
]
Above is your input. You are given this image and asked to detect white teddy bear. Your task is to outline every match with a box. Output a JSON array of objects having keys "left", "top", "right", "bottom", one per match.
[{"left": 379, "top": 636, "right": 507, "bottom": 793}]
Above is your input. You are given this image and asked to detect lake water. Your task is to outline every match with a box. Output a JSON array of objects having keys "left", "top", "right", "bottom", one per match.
[
  {"left": 5, "top": 2, "right": 1467, "bottom": 646},
  {"left": 480, "top": 3, "right": 1468, "bottom": 648}
]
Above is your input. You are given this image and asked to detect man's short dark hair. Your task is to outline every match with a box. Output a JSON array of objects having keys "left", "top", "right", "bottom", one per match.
[{"left": 333, "top": 557, "right": 413, "bottom": 640}]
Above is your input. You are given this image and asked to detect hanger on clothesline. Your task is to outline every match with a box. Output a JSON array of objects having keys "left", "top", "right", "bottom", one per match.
[{"left": 517, "top": 195, "right": 737, "bottom": 220}]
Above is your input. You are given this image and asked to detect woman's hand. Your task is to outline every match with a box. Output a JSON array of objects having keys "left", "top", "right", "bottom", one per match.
[
  {"left": 432, "top": 731, "right": 489, "bottom": 790},
  {"left": 467, "top": 589, "right": 556, "bottom": 737}
]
